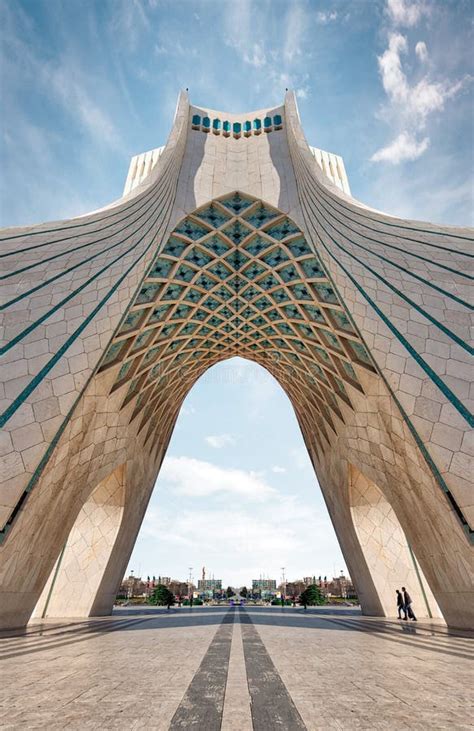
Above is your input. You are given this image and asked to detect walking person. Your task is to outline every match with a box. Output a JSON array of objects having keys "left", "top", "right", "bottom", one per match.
[
  {"left": 402, "top": 586, "right": 417, "bottom": 621},
  {"left": 396, "top": 589, "right": 405, "bottom": 619}
]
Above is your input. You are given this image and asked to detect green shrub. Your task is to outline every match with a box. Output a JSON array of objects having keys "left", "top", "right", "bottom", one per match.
[
  {"left": 299, "top": 585, "right": 326, "bottom": 606},
  {"left": 148, "top": 584, "right": 175, "bottom": 606}
]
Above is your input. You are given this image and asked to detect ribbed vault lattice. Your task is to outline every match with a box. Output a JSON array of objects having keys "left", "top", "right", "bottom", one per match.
[{"left": 99, "top": 192, "right": 376, "bottom": 454}]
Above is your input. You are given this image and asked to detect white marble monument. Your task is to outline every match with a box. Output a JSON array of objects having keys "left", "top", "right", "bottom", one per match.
[{"left": 0, "top": 92, "right": 472, "bottom": 629}]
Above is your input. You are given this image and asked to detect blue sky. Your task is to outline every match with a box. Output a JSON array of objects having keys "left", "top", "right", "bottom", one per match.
[
  {"left": 139, "top": 358, "right": 347, "bottom": 587},
  {"left": 1, "top": 0, "right": 472, "bottom": 586}
]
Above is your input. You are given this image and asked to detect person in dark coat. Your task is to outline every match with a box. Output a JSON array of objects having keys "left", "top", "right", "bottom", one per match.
[
  {"left": 402, "top": 586, "right": 417, "bottom": 621},
  {"left": 396, "top": 589, "right": 405, "bottom": 619}
]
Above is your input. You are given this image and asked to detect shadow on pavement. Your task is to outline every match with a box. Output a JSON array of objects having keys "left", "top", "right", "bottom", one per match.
[{"left": 1, "top": 605, "right": 470, "bottom": 664}]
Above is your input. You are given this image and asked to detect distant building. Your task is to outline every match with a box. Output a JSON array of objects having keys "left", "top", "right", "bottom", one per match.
[
  {"left": 303, "top": 576, "right": 317, "bottom": 586},
  {"left": 198, "top": 579, "right": 222, "bottom": 595},
  {"left": 327, "top": 574, "right": 356, "bottom": 599},
  {"left": 252, "top": 579, "right": 276, "bottom": 592},
  {"left": 117, "top": 575, "right": 194, "bottom": 601},
  {"left": 168, "top": 580, "right": 190, "bottom": 598},
  {"left": 284, "top": 581, "right": 307, "bottom": 598},
  {"left": 119, "top": 575, "right": 148, "bottom": 599}
]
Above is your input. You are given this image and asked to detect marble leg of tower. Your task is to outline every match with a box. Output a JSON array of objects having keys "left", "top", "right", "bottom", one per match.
[{"left": 0, "top": 91, "right": 472, "bottom": 629}]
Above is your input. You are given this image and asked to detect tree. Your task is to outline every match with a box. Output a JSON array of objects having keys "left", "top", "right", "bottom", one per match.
[
  {"left": 226, "top": 586, "right": 235, "bottom": 598},
  {"left": 149, "top": 584, "right": 175, "bottom": 606},
  {"left": 240, "top": 586, "right": 248, "bottom": 598},
  {"left": 299, "top": 584, "right": 325, "bottom": 607}
]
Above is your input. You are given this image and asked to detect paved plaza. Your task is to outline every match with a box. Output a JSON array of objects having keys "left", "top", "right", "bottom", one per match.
[{"left": 1, "top": 606, "right": 472, "bottom": 730}]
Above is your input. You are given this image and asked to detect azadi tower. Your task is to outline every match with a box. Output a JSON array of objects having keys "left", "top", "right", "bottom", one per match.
[{"left": 0, "top": 92, "right": 472, "bottom": 629}]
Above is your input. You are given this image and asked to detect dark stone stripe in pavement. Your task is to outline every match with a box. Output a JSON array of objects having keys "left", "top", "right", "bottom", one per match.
[
  {"left": 239, "top": 608, "right": 307, "bottom": 731},
  {"left": 169, "top": 608, "right": 235, "bottom": 730}
]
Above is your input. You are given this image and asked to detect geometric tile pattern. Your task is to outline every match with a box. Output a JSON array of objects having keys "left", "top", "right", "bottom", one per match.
[{"left": 99, "top": 192, "right": 376, "bottom": 453}]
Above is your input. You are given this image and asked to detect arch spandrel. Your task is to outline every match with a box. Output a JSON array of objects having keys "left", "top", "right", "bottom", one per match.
[{"left": 98, "top": 192, "right": 376, "bottom": 458}]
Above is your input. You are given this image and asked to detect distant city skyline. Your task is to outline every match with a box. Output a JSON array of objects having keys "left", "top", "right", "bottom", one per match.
[{"left": 124, "top": 568, "right": 342, "bottom": 586}]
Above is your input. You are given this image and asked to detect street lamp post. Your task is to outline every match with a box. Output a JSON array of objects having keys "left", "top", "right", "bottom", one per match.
[{"left": 188, "top": 567, "right": 193, "bottom": 607}]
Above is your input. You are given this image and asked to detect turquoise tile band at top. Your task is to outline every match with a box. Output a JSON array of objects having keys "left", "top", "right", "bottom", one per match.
[{"left": 191, "top": 113, "right": 283, "bottom": 137}]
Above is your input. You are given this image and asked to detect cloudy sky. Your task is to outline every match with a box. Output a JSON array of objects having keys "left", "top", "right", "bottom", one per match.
[{"left": 1, "top": 0, "right": 472, "bottom": 586}]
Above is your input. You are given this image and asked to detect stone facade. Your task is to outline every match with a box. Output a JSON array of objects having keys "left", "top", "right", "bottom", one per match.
[{"left": 0, "top": 91, "right": 472, "bottom": 629}]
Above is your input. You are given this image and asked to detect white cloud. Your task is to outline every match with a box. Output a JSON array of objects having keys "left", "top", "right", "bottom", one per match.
[
  {"left": 109, "top": 0, "right": 151, "bottom": 52},
  {"left": 372, "top": 31, "right": 466, "bottom": 164},
  {"left": 223, "top": 1, "right": 267, "bottom": 69},
  {"left": 377, "top": 32, "right": 408, "bottom": 103},
  {"left": 386, "top": 0, "right": 429, "bottom": 27},
  {"left": 205, "top": 433, "right": 236, "bottom": 448},
  {"left": 221, "top": 2, "right": 312, "bottom": 102},
  {"left": 283, "top": 5, "right": 307, "bottom": 62},
  {"left": 271, "top": 465, "right": 287, "bottom": 473},
  {"left": 48, "top": 66, "right": 121, "bottom": 148},
  {"left": 415, "top": 40, "right": 428, "bottom": 63},
  {"left": 1, "top": 7, "right": 121, "bottom": 151},
  {"left": 160, "top": 456, "right": 276, "bottom": 501},
  {"left": 142, "top": 503, "right": 318, "bottom": 585},
  {"left": 371, "top": 131, "right": 429, "bottom": 163},
  {"left": 316, "top": 11, "right": 338, "bottom": 25},
  {"left": 140, "top": 490, "right": 344, "bottom": 585},
  {"left": 243, "top": 42, "right": 267, "bottom": 68},
  {"left": 296, "top": 87, "right": 309, "bottom": 100}
]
